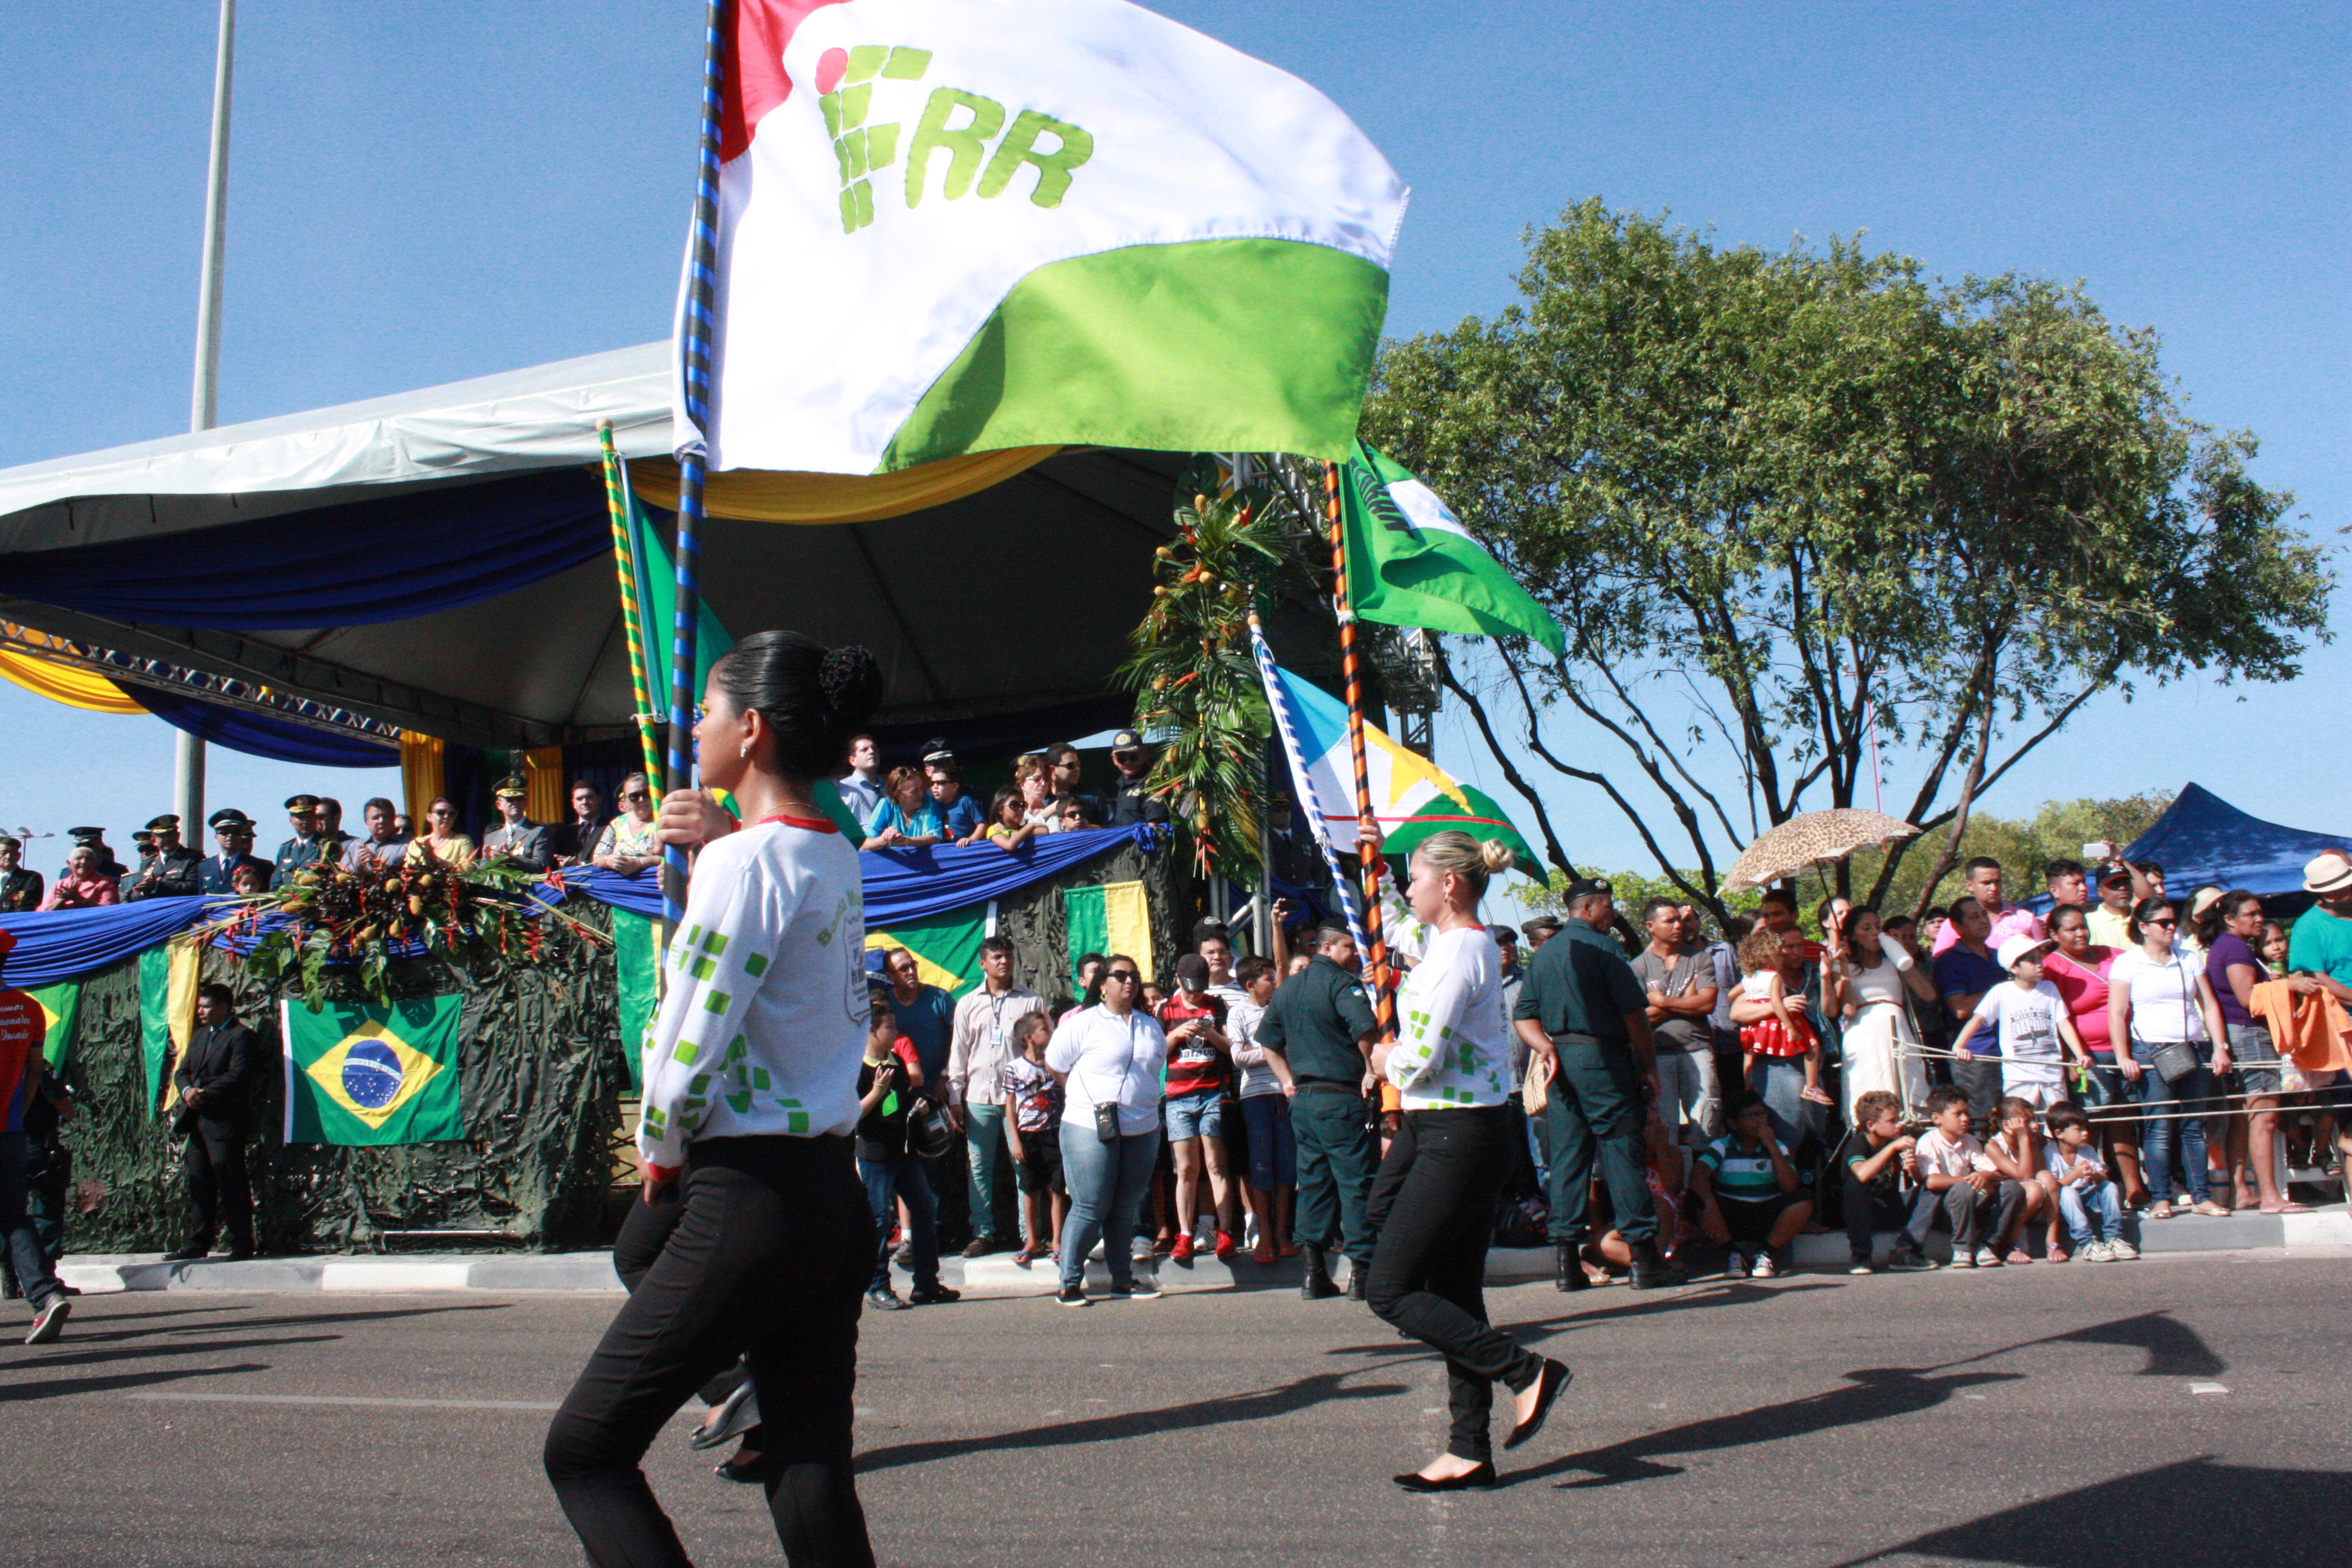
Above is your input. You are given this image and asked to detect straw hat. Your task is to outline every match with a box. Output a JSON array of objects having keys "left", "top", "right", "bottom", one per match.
[{"left": 2304, "top": 851, "right": 2352, "bottom": 896}]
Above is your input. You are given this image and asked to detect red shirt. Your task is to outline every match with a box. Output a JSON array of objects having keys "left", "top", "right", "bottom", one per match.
[
  {"left": 2043, "top": 946, "right": 2120, "bottom": 1053},
  {"left": 1157, "top": 993, "right": 1228, "bottom": 1098},
  {"left": 0, "top": 989, "right": 41, "bottom": 1133}
]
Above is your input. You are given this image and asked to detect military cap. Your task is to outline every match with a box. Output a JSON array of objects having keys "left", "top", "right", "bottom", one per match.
[
  {"left": 1521, "top": 914, "right": 1564, "bottom": 939},
  {"left": 68, "top": 826, "right": 106, "bottom": 841},
  {"left": 144, "top": 813, "right": 181, "bottom": 831},
  {"left": 492, "top": 775, "right": 530, "bottom": 799},
  {"left": 283, "top": 794, "right": 320, "bottom": 811},
  {"left": 0, "top": 836, "right": 19, "bottom": 851},
  {"left": 208, "top": 808, "right": 255, "bottom": 831}
]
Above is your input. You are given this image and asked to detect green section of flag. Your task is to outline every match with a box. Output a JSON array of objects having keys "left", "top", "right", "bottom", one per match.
[
  {"left": 281, "top": 996, "right": 466, "bottom": 1146},
  {"left": 1341, "top": 440, "right": 1565, "bottom": 654},
  {"left": 813, "top": 778, "right": 868, "bottom": 843},
  {"left": 1065, "top": 884, "right": 1107, "bottom": 993},
  {"left": 865, "top": 908, "right": 986, "bottom": 999},
  {"left": 627, "top": 481, "right": 735, "bottom": 704},
  {"left": 27, "top": 981, "right": 80, "bottom": 1068},
  {"left": 138, "top": 946, "right": 172, "bottom": 1114},
  {"left": 1375, "top": 782, "right": 1540, "bottom": 873},
  {"left": 612, "top": 908, "right": 660, "bottom": 1094}
]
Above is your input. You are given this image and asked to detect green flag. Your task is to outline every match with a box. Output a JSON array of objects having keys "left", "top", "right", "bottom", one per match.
[
  {"left": 281, "top": 996, "right": 466, "bottom": 1146},
  {"left": 1061, "top": 881, "right": 1152, "bottom": 990},
  {"left": 26, "top": 981, "right": 80, "bottom": 1068},
  {"left": 611, "top": 908, "right": 661, "bottom": 1094},
  {"left": 864, "top": 908, "right": 987, "bottom": 999},
  {"left": 1341, "top": 440, "right": 1565, "bottom": 654},
  {"left": 1375, "top": 782, "right": 1540, "bottom": 870},
  {"left": 627, "top": 480, "right": 734, "bottom": 705}
]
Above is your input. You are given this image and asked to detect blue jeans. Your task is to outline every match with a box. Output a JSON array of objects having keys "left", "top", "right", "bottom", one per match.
[
  {"left": 0, "top": 1133, "right": 63, "bottom": 1310},
  {"left": 1164, "top": 1088, "right": 1223, "bottom": 1142},
  {"left": 861, "top": 1156, "right": 939, "bottom": 1293},
  {"left": 2133, "top": 1037, "right": 2216, "bottom": 1204},
  {"left": 2058, "top": 1177, "right": 2125, "bottom": 1246},
  {"left": 1239, "top": 1094, "right": 1296, "bottom": 1190},
  {"left": 1058, "top": 1125, "right": 1160, "bottom": 1293},
  {"left": 963, "top": 1103, "right": 1007, "bottom": 1243}
]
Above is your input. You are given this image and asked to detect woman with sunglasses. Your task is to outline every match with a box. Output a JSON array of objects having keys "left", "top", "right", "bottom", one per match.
[
  {"left": 1043, "top": 954, "right": 1167, "bottom": 1306},
  {"left": 404, "top": 796, "right": 475, "bottom": 869},
  {"left": 544, "top": 631, "right": 885, "bottom": 1568},
  {"left": 592, "top": 772, "right": 662, "bottom": 876},
  {"left": 1366, "top": 828, "right": 1569, "bottom": 1491},
  {"left": 2107, "top": 897, "right": 2231, "bottom": 1221}
]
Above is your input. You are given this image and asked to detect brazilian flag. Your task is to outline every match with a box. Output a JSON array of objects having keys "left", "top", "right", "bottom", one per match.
[
  {"left": 281, "top": 997, "right": 466, "bottom": 1146},
  {"left": 864, "top": 908, "right": 986, "bottom": 998},
  {"left": 26, "top": 982, "right": 79, "bottom": 1067}
]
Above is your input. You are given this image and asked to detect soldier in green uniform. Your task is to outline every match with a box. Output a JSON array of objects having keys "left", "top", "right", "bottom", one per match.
[
  {"left": 1254, "top": 921, "right": 1381, "bottom": 1301},
  {"left": 1514, "top": 879, "right": 1686, "bottom": 1291},
  {"left": 270, "top": 793, "right": 326, "bottom": 889}
]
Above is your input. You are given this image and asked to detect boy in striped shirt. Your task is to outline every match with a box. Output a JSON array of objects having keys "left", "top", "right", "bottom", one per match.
[{"left": 1691, "top": 1090, "right": 1814, "bottom": 1278}]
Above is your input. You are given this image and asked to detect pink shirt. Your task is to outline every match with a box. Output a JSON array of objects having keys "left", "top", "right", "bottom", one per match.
[
  {"left": 2041, "top": 946, "right": 2120, "bottom": 1053},
  {"left": 38, "top": 873, "right": 118, "bottom": 910},
  {"left": 1930, "top": 905, "right": 2042, "bottom": 956}
]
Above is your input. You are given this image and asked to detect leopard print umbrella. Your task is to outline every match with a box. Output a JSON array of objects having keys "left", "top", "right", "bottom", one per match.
[{"left": 1722, "top": 808, "right": 1920, "bottom": 894}]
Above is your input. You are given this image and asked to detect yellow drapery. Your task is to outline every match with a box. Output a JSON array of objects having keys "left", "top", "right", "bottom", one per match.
[
  {"left": 524, "top": 747, "right": 566, "bottom": 824},
  {"left": 400, "top": 731, "right": 445, "bottom": 827},
  {"left": 0, "top": 645, "right": 147, "bottom": 716},
  {"left": 627, "top": 445, "right": 1059, "bottom": 525}
]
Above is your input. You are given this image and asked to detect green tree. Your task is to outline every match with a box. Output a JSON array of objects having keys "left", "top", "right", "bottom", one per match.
[{"left": 1365, "top": 202, "right": 2332, "bottom": 921}]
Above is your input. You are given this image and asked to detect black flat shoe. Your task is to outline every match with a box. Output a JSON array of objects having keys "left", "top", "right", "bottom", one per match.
[
  {"left": 1504, "top": 1358, "right": 1572, "bottom": 1451},
  {"left": 1392, "top": 1463, "right": 1496, "bottom": 1492},
  {"left": 713, "top": 1449, "right": 764, "bottom": 1484}
]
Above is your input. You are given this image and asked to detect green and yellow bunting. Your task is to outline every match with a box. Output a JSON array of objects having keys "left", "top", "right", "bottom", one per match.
[
  {"left": 281, "top": 996, "right": 465, "bottom": 1146},
  {"left": 1063, "top": 880, "right": 1152, "bottom": 990},
  {"left": 611, "top": 908, "right": 661, "bottom": 1093}
]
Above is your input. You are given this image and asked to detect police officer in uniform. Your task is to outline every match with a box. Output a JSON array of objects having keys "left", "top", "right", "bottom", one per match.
[
  {"left": 198, "top": 810, "right": 273, "bottom": 895},
  {"left": 271, "top": 794, "right": 326, "bottom": 889},
  {"left": 161, "top": 984, "right": 260, "bottom": 1262},
  {"left": 1520, "top": 913, "right": 1562, "bottom": 951},
  {"left": 481, "top": 775, "right": 552, "bottom": 872},
  {"left": 123, "top": 815, "right": 203, "bottom": 901},
  {"left": 1253, "top": 920, "right": 1381, "bottom": 1300},
  {"left": 0, "top": 837, "right": 43, "bottom": 913},
  {"left": 1104, "top": 729, "right": 1170, "bottom": 827},
  {"left": 1513, "top": 879, "right": 1685, "bottom": 1292}
]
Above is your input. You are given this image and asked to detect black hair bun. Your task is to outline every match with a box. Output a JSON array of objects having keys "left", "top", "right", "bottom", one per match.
[{"left": 818, "top": 644, "right": 884, "bottom": 727}]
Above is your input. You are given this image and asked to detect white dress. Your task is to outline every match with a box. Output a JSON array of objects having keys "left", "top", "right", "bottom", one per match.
[{"left": 1841, "top": 950, "right": 1930, "bottom": 1122}]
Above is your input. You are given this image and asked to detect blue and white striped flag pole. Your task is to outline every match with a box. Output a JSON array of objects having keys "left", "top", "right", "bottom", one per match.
[{"left": 1248, "top": 613, "right": 1371, "bottom": 959}]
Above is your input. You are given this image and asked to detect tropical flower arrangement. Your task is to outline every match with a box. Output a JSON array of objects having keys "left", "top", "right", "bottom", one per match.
[{"left": 187, "top": 854, "right": 609, "bottom": 1010}]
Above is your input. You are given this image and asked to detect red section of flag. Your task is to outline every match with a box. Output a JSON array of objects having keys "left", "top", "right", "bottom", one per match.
[{"left": 720, "top": 0, "right": 852, "bottom": 163}]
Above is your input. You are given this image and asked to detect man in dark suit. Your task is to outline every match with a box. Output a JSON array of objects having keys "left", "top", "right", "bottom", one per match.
[
  {"left": 197, "top": 810, "right": 273, "bottom": 896},
  {"left": 162, "top": 984, "right": 261, "bottom": 1262},
  {"left": 0, "top": 837, "right": 42, "bottom": 913},
  {"left": 123, "top": 815, "right": 203, "bottom": 901}
]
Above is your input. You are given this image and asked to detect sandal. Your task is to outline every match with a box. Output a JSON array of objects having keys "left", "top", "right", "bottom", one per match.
[
  {"left": 2191, "top": 1200, "right": 2231, "bottom": 1218},
  {"left": 2147, "top": 1201, "right": 2175, "bottom": 1220},
  {"left": 2261, "top": 1201, "right": 2316, "bottom": 1215}
]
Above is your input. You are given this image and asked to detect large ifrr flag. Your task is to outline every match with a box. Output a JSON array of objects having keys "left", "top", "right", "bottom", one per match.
[
  {"left": 281, "top": 998, "right": 465, "bottom": 1146},
  {"left": 679, "top": 0, "right": 1408, "bottom": 475}
]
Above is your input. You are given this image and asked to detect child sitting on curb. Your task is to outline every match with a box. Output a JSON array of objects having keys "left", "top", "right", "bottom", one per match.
[
  {"left": 1841, "top": 1089, "right": 1940, "bottom": 1273},
  {"left": 1913, "top": 1084, "right": 2022, "bottom": 1268},
  {"left": 1691, "top": 1090, "right": 1814, "bottom": 1278},
  {"left": 2044, "top": 1102, "right": 2138, "bottom": 1262}
]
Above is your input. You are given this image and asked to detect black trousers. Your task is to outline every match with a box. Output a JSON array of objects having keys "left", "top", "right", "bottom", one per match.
[
  {"left": 1544, "top": 1039, "right": 1656, "bottom": 1246},
  {"left": 545, "top": 1135, "right": 875, "bottom": 1568},
  {"left": 611, "top": 1180, "right": 749, "bottom": 1412},
  {"left": 1291, "top": 1088, "right": 1380, "bottom": 1266},
  {"left": 180, "top": 1112, "right": 253, "bottom": 1251},
  {"left": 1366, "top": 1107, "right": 1544, "bottom": 1463}
]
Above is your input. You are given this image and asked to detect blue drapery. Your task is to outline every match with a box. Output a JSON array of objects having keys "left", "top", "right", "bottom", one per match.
[
  {"left": 123, "top": 682, "right": 399, "bottom": 767},
  {"left": 0, "top": 469, "right": 608, "bottom": 629},
  {"left": 1, "top": 826, "right": 1162, "bottom": 984}
]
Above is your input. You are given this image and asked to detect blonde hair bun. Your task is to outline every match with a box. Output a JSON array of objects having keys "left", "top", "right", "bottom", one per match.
[{"left": 1479, "top": 839, "right": 1515, "bottom": 875}]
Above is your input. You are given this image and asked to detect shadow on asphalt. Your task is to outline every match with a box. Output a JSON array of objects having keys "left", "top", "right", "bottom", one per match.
[
  {"left": 1506, "top": 1365, "right": 2026, "bottom": 1489},
  {"left": 856, "top": 1368, "right": 1409, "bottom": 1473},
  {"left": 7, "top": 1333, "right": 345, "bottom": 1374},
  {"left": 1321, "top": 1279, "right": 1842, "bottom": 1359},
  {"left": 1827, "top": 1456, "right": 2351, "bottom": 1566},
  {"left": 0, "top": 1360, "right": 271, "bottom": 1403},
  {"left": 2046, "top": 1311, "right": 2226, "bottom": 1378}
]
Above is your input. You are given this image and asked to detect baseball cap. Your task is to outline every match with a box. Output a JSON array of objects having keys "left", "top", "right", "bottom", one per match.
[
  {"left": 1996, "top": 934, "right": 2056, "bottom": 971},
  {"left": 1110, "top": 729, "right": 1145, "bottom": 754},
  {"left": 1173, "top": 952, "right": 1210, "bottom": 989}
]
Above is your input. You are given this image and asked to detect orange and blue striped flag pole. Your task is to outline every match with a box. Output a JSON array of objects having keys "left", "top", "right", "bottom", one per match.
[
  {"left": 1324, "top": 459, "right": 1395, "bottom": 1042},
  {"left": 597, "top": 421, "right": 664, "bottom": 785}
]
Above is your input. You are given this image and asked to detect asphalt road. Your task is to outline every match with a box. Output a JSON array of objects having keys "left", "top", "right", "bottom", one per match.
[{"left": 3, "top": 1256, "right": 2346, "bottom": 1567}]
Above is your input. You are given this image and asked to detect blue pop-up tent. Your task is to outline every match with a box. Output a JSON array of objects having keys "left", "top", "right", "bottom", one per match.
[{"left": 2121, "top": 783, "right": 2349, "bottom": 905}]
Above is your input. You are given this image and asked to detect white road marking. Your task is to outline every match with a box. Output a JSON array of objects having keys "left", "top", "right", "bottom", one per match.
[
  {"left": 2188, "top": 1382, "right": 2230, "bottom": 1395},
  {"left": 128, "top": 1391, "right": 557, "bottom": 1412}
]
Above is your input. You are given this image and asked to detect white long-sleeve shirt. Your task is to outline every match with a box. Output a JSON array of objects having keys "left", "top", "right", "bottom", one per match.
[
  {"left": 1385, "top": 924, "right": 1513, "bottom": 1110},
  {"left": 1044, "top": 1004, "right": 1166, "bottom": 1136},
  {"left": 636, "top": 817, "right": 866, "bottom": 1170},
  {"left": 945, "top": 985, "right": 1046, "bottom": 1104}
]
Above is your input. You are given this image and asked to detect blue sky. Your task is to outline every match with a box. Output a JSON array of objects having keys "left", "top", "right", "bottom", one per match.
[{"left": 1, "top": 2, "right": 2343, "bottom": 887}]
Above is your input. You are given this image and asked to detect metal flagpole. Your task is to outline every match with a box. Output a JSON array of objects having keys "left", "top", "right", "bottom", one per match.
[
  {"left": 663, "top": 0, "right": 729, "bottom": 923},
  {"left": 597, "top": 422, "right": 665, "bottom": 783},
  {"left": 1322, "top": 459, "right": 1395, "bottom": 1039},
  {"left": 178, "top": 0, "right": 237, "bottom": 833}
]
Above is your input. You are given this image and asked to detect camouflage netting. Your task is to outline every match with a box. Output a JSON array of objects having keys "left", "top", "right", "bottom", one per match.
[{"left": 58, "top": 897, "right": 629, "bottom": 1255}]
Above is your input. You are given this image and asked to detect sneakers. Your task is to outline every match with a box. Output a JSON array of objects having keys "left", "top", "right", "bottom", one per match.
[
  {"left": 1947, "top": 1248, "right": 1975, "bottom": 1268},
  {"left": 1055, "top": 1284, "right": 1090, "bottom": 1308},
  {"left": 865, "top": 1287, "right": 909, "bottom": 1312},
  {"left": 24, "top": 1298, "right": 69, "bottom": 1344},
  {"left": 1213, "top": 1229, "right": 1236, "bottom": 1261},
  {"left": 907, "top": 1282, "right": 961, "bottom": 1306},
  {"left": 1169, "top": 1233, "right": 1195, "bottom": 1262},
  {"left": 1749, "top": 1250, "right": 1779, "bottom": 1279},
  {"left": 1885, "top": 1246, "right": 1937, "bottom": 1272},
  {"left": 1131, "top": 1235, "right": 1156, "bottom": 1261},
  {"left": 2078, "top": 1240, "right": 2114, "bottom": 1263},
  {"left": 1848, "top": 1255, "right": 1876, "bottom": 1276},
  {"left": 1723, "top": 1250, "right": 1751, "bottom": 1279},
  {"left": 1973, "top": 1246, "right": 2004, "bottom": 1268},
  {"left": 1110, "top": 1276, "right": 1161, "bottom": 1300},
  {"left": 2107, "top": 1236, "right": 2140, "bottom": 1260}
]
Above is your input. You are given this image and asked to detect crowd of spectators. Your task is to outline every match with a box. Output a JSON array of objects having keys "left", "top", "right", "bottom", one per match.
[{"left": 0, "top": 772, "right": 682, "bottom": 915}]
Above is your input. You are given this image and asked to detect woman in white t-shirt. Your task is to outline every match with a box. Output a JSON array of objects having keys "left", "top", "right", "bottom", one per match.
[
  {"left": 2106, "top": 897, "right": 2232, "bottom": 1219},
  {"left": 1832, "top": 907, "right": 1940, "bottom": 1123},
  {"left": 1364, "top": 829, "right": 1567, "bottom": 1493},
  {"left": 1045, "top": 956, "right": 1168, "bottom": 1305},
  {"left": 545, "top": 631, "right": 884, "bottom": 1566}
]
